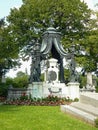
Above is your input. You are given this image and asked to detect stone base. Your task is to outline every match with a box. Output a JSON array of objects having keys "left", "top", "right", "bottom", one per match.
[
  {"left": 7, "top": 82, "right": 80, "bottom": 100},
  {"left": 67, "top": 82, "right": 80, "bottom": 100},
  {"left": 28, "top": 82, "right": 68, "bottom": 98},
  {"left": 28, "top": 82, "right": 43, "bottom": 98},
  {"left": 28, "top": 82, "right": 80, "bottom": 100},
  {"left": 43, "top": 82, "right": 68, "bottom": 98}
]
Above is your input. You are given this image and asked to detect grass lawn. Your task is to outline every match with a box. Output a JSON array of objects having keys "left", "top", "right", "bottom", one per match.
[{"left": 0, "top": 105, "right": 97, "bottom": 130}]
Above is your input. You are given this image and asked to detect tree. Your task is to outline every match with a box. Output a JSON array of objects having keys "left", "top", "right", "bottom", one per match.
[
  {"left": 78, "top": 8, "right": 98, "bottom": 72},
  {"left": 6, "top": 0, "right": 91, "bottom": 59},
  {"left": 16, "top": 71, "right": 28, "bottom": 77},
  {"left": 6, "top": 0, "right": 98, "bottom": 76},
  {"left": 0, "top": 18, "right": 20, "bottom": 82}
]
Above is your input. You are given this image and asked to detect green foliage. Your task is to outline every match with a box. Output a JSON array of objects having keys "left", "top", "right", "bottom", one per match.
[
  {"left": 0, "top": 73, "right": 29, "bottom": 97},
  {"left": 20, "top": 92, "right": 28, "bottom": 100},
  {"left": 40, "top": 73, "right": 44, "bottom": 81},
  {"left": 6, "top": 77, "right": 14, "bottom": 86},
  {"left": 16, "top": 71, "right": 27, "bottom": 77},
  {"left": 95, "top": 87, "right": 98, "bottom": 93},
  {"left": 12, "top": 74, "right": 29, "bottom": 88},
  {"left": 0, "top": 18, "right": 20, "bottom": 80},
  {"left": 95, "top": 118, "right": 98, "bottom": 128},
  {"left": 1, "top": 0, "right": 98, "bottom": 79},
  {"left": 81, "top": 32, "right": 98, "bottom": 72},
  {"left": 0, "top": 83, "right": 9, "bottom": 97},
  {"left": 7, "top": 0, "right": 91, "bottom": 58},
  {"left": 79, "top": 75, "right": 86, "bottom": 88},
  {"left": 6, "top": 0, "right": 98, "bottom": 74},
  {"left": 44, "top": 95, "right": 60, "bottom": 102},
  {"left": 64, "top": 69, "right": 70, "bottom": 83},
  {"left": 74, "top": 98, "right": 79, "bottom": 102},
  {"left": 95, "top": 78, "right": 98, "bottom": 93},
  {"left": 5, "top": 95, "right": 73, "bottom": 105},
  {"left": 6, "top": 71, "right": 29, "bottom": 88}
]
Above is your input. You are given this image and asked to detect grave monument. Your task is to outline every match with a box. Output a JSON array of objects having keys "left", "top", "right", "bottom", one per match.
[{"left": 28, "top": 27, "right": 80, "bottom": 100}]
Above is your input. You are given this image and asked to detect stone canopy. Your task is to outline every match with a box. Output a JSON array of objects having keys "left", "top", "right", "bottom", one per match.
[
  {"left": 40, "top": 27, "right": 66, "bottom": 58},
  {"left": 40, "top": 27, "right": 67, "bottom": 83}
]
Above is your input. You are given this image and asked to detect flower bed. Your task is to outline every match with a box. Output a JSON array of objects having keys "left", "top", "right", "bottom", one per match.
[{"left": 4, "top": 95, "right": 74, "bottom": 106}]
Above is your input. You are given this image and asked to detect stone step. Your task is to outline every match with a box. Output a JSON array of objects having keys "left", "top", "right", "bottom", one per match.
[
  {"left": 70, "top": 102, "right": 98, "bottom": 117},
  {"left": 80, "top": 92, "right": 98, "bottom": 107},
  {"left": 61, "top": 105, "right": 97, "bottom": 125}
]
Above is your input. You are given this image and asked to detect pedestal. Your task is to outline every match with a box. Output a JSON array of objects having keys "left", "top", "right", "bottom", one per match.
[
  {"left": 43, "top": 82, "right": 69, "bottom": 98},
  {"left": 67, "top": 82, "right": 80, "bottom": 100},
  {"left": 28, "top": 82, "right": 43, "bottom": 98}
]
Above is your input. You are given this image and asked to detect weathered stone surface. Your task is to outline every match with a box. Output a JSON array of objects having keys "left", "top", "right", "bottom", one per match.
[{"left": 61, "top": 92, "right": 98, "bottom": 125}]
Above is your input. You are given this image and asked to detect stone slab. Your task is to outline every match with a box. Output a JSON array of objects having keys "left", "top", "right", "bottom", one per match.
[
  {"left": 61, "top": 105, "right": 97, "bottom": 125},
  {"left": 80, "top": 92, "right": 98, "bottom": 107},
  {"left": 71, "top": 102, "right": 98, "bottom": 116}
]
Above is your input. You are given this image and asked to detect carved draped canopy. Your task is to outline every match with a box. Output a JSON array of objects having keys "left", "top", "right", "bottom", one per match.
[
  {"left": 40, "top": 27, "right": 66, "bottom": 58},
  {"left": 40, "top": 27, "right": 66, "bottom": 83}
]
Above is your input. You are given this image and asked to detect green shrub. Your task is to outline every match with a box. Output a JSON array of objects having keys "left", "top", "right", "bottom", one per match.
[
  {"left": 74, "top": 98, "right": 79, "bottom": 102},
  {"left": 8, "top": 76, "right": 28, "bottom": 88},
  {"left": 13, "top": 75, "right": 29, "bottom": 88},
  {"left": 20, "top": 94, "right": 28, "bottom": 100},
  {"left": 6, "top": 77, "right": 14, "bottom": 86},
  {"left": 95, "top": 118, "right": 98, "bottom": 128},
  {"left": 0, "top": 83, "right": 9, "bottom": 97},
  {"left": 64, "top": 69, "right": 70, "bottom": 83},
  {"left": 79, "top": 75, "right": 86, "bottom": 88},
  {"left": 95, "top": 86, "right": 98, "bottom": 93},
  {"left": 6, "top": 71, "right": 29, "bottom": 88}
]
